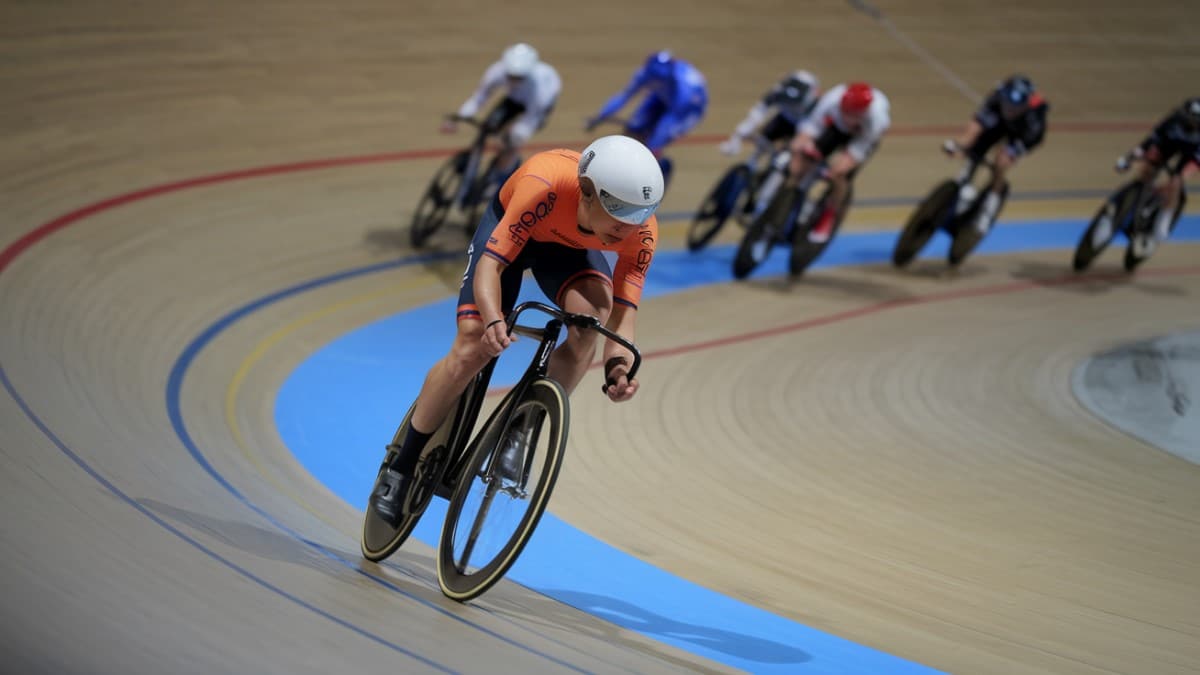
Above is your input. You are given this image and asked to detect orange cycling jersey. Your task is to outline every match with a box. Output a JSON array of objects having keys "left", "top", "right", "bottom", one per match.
[{"left": 483, "top": 149, "right": 658, "bottom": 308}]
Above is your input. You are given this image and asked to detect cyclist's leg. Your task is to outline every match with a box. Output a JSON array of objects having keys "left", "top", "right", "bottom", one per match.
[
  {"left": 530, "top": 247, "right": 614, "bottom": 393},
  {"left": 957, "top": 125, "right": 1005, "bottom": 226},
  {"left": 394, "top": 197, "right": 526, "bottom": 474},
  {"left": 482, "top": 98, "right": 528, "bottom": 185},
  {"left": 643, "top": 101, "right": 705, "bottom": 186},
  {"left": 624, "top": 95, "right": 665, "bottom": 143},
  {"left": 1151, "top": 153, "right": 1191, "bottom": 241},
  {"left": 746, "top": 114, "right": 796, "bottom": 213}
]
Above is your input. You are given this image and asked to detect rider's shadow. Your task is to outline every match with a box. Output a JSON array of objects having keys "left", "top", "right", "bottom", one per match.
[
  {"left": 538, "top": 589, "right": 812, "bottom": 666},
  {"left": 363, "top": 227, "right": 413, "bottom": 252},
  {"left": 135, "top": 497, "right": 439, "bottom": 592},
  {"left": 1008, "top": 260, "right": 1189, "bottom": 297}
]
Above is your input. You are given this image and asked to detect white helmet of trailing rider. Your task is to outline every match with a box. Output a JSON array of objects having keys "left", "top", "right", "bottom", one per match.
[
  {"left": 577, "top": 135, "right": 664, "bottom": 225},
  {"left": 501, "top": 43, "right": 539, "bottom": 78}
]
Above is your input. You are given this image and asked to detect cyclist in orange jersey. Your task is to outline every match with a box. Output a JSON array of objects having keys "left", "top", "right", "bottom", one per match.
[{"left": 370, "top": 135, "right": 664, "bottom": 525}]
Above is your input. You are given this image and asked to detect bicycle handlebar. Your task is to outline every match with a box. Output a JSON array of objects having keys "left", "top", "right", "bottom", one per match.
[
  {"left": 506, "top": 300, "right": 643, "bottom": 384},
  {"left": 445, "top": 114, "right": 483, "bottom": 127},
  {"left": 941, "top": 139, "right": 997, "bottom": 169}
]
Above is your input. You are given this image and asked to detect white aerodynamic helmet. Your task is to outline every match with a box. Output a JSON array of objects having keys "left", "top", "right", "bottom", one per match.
[
  {"left": 578, "top": 135, "right": 664, "bottom": 225},
  {"left": 501, "top": 43, "right": 539, "bottom": 78}
]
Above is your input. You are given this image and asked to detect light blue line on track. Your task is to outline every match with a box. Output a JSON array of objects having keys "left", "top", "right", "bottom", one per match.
[{"left": 275, "top": 215, "right": 1198, "bottom": 674}]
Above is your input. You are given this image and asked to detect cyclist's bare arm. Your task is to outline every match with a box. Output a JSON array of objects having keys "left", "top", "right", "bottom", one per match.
[
  {"left": 474, "top": 254, "right": 513, "bottom": 356},
  {"left": 955, "top": 120, "right": 983, "bottom": 151},
  {"left": 602, "top": 303, "right": 639, "bottom": 402}
]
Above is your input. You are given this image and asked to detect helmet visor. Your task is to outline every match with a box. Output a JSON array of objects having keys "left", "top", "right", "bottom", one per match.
[{"left": 599, "top": 189, "right": 660, "bottom": 225}]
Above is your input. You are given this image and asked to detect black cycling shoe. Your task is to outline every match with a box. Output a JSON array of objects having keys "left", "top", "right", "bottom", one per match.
[
  {"left": 369, "top": 468, "right": 413, "bottom": 527},
  {"left": 496, "top": 429, "right": 527, "bottom": 485}
]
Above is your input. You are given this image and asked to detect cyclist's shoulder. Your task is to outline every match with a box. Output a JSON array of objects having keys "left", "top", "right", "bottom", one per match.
[
  {"left": 532, "top": 61, "right": 561, "bottom": 82},
  {"left": 527, "top": 148, "right": 580, "bottom": 166},
  {"left": 513, "top": 149, "right": 581, "bottom": 188}
]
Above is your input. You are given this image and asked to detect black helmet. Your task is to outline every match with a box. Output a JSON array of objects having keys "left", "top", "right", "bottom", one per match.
[
  {"left": 1181, "top": 97, "right": 1200, "bottom": 128},
  {"left": 1000, "top": 75, "right": 1034, "bottom": 107}
]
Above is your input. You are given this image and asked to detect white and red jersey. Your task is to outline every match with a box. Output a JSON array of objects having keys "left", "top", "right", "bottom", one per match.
[{"left": 799, "top": 83, "right": 891, "bottom": 162}]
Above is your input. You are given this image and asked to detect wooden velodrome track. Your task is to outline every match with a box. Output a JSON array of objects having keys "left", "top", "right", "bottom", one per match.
[{"left": 3, "top": 1, "right": 1199, "bottom": 673}]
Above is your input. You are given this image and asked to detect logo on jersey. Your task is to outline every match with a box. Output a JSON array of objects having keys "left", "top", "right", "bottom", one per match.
[
  {"left": 634, "top": 227, "right": 655, "bottom": 275},
  {"left": 507, "top": 191, "right": 557, "bottom": 246}
]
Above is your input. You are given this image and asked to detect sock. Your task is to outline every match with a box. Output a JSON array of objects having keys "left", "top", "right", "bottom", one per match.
[
  {"left": 1153, "top": 207, "right": 1173, "bottom": 240},
  {"left": 814, "top": 206, "right": 836, "bottom": 232},
  {"left": 983, "top": 190, "right": 1002, "bottom": 218},
  {"left": 392, "top": 423, "right": 433, "bottom": 475}
]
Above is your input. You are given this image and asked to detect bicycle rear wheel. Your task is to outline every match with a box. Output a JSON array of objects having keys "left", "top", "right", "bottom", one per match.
[
  {"left": 688, "top": 165, "right": 752, "bottom": 251},
  {"left": 410, "top": 152, "right": 466, "bottom": 248},
  {"left": 361, "top": 406, "right": 441, "bottom": 562},
  {"left": 733, "top": 189, "right": 794, "bottom": 279},
  {"left": 893, "top": 180, "right": 957, "bottom": 267},
  {"left": 437, "top": 378, "right": 568, "bottom": 602}
]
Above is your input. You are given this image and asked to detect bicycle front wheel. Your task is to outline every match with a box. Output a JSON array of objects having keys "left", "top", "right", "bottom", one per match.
[
  {"left": 1073, "top": 199, "right": 1119, "bottom": 272},
  {"left": 893, "top": 180, "right": 957, "bottom": 267},
  {"left": 688, "top": 165, "right": 751, "bottom": 251},
  {"left": 733, "top": 189, "right": 794, "bottom": 279},
  {"left": 437, "top": 378, "right": 568, "bottom": 602}
]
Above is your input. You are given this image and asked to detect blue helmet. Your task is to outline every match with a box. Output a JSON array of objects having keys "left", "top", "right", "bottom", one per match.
[
  {"left": 1000, "top": 75, "right": 1034, "bottom": 107},
  {"left": 644, "top": 50, "right": 675, "bottom": 79}
]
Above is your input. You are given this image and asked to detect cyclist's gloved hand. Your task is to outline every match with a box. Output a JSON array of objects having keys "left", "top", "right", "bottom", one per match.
[
  {"left": 1114, "top": 154, "right": 1131, "bottom": 173},
  {"left": 941, "top": 139, "right": 960, "bottom": 157},
  {"left": 481, "top": 318, "right": 514, "bottom": 357},
  {"left": 719, "top": 136, "right": 742, "bottom": 156},
  {"left": 601, "top": 356, "right": 638, "bottom": 402}
]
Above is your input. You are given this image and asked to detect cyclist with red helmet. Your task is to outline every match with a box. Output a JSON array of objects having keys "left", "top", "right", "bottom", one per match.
[
  {"left": 784, "top": 81, "right": 891, "bottom": 243},
  {"left": 944, "top": 75, "right": 1050, "bottom": 233}
]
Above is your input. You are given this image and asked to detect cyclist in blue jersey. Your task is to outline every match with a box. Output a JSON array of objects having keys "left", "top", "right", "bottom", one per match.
[{"left": 585, "top": 50, "right": 709, "bottom": 188}]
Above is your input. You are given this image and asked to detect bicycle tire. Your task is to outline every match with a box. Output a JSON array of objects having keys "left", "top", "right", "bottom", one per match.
[
  {"left": 410, "top": 152, "right": 467, "bottom": 248},
  {"left": 789, "top": 185, "right": 852, "bottom": 277},
  {"left": 733, "top": 188, "right": 794, "bottom": 279},
  {"left": 361, "top": 406, "right": 439, "bottom": 562},
  {"left": 893, "top": 180, "right": 957, "bottom": 267},
  {"left": 437, "top": 378, "right": 568, "bottom": 602},
  {"left": 688, "top": 165, "right": 752, "bottom": 252}
]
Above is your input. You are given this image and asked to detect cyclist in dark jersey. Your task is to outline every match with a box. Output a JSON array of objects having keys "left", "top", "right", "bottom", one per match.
[{"left": 1116, "top": 96, "right": 1200, "bottom": 256}]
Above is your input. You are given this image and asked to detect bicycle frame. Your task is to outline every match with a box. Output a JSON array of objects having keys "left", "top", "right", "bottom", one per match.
[
  {"left": 431, "top": 301, "right": 641, "bottom": 499},
  {"left": 941, "top": 157, "right": 996, "bottom": 228},
  {"left": 1120, "top": 161, "right": 1187, "bottom": 235},
  {"left": 450, "top": 117, "right": 494, "bottom": 208}
]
